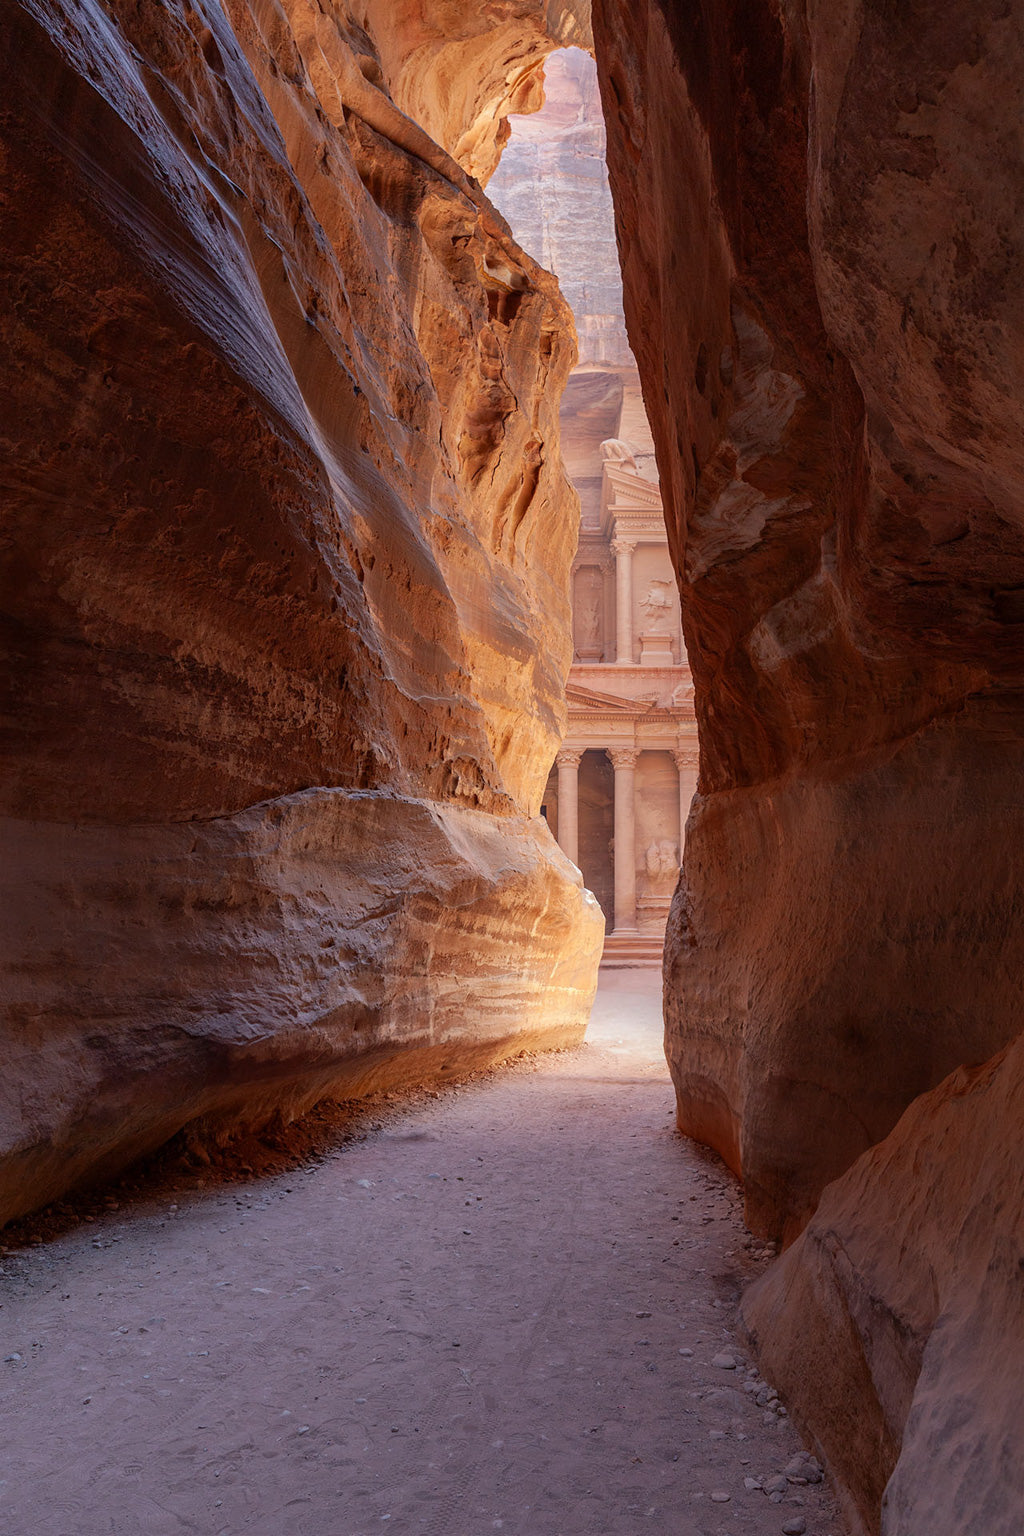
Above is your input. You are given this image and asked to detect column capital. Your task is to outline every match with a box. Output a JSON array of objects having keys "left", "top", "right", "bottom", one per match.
[
  {"left": 609, "top": 747, "right": 640, "bottom": 771},
  {"left": 610, "top": 536, "right": 637, "bottom": 557},
  {"left": 673, "top": 746, "right": 699, "bottom": 771},
  {"left": 556, "top": 747, "right": 583, "bottom": 769}
]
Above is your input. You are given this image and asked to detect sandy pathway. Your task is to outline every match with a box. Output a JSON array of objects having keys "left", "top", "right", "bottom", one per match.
[{"left": 1, "top": 972, "right": 840, "bottom": 1536}]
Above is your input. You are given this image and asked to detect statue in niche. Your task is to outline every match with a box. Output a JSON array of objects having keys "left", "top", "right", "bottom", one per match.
[
  {"left": 640, "top": 579, "right": 673, "bottom": 632},
  {"left": 599, "top": 438, "right": 637, "bottom": 470},
  {"left": 579, "top": 593, "right": 602, "bottom": 642},
  {"left": 643, "top": 839, "right": 680, "bottom": 892},
  {"left": 575, "top": 570, "right": 604, "bottom": 658}
]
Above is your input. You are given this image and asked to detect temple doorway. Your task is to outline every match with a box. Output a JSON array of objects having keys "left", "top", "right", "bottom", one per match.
[{"left": 577, "top": 749, "right": 614, "bottom": 924}]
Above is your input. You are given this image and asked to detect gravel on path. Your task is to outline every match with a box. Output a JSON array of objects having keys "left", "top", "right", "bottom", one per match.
[{"left": 0, "top": 970, "right": 841, "bottom": 1536}]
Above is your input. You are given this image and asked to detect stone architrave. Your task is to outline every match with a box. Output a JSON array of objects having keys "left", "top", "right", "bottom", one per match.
[
  {"left": 611, "top": 538, "right": 636, "bottom": 664},
  {"left": 609, "top": 746, "right": 640, "bottom": 932},
  {"left": 555, "top": 747, "right": 583, "bottom": 866}
]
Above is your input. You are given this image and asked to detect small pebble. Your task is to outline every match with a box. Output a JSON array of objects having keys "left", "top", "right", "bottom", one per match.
[
  {"left": 678, "top": 1347, "right": 693, "bottom": 1357},
  {"left": 711, "top": 1352, "right": 737, "bottom": 1370},
  {"left": 709, "top": 1490, "right": 730, "bottom": 1503},
  {"left": 782, "top": 1519, "right": 807, "bottom": 1536}
]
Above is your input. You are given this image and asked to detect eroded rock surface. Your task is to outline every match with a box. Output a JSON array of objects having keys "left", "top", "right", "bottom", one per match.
[
  {"left": 743, "top": 1035, "right": 1024, "bottom": 1536},
  {"left": 591, "top": 1, "right": 1024, "bottom": 1525},
  {"left": 0, "top": 0, "right": 602, "bottom": 1223},
  {"left": 592, "top": 0, "right": 1024, "bottom": 1230}
]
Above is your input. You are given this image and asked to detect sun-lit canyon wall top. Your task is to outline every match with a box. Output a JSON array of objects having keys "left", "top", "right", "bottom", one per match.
[
  {"left": 489, "top": 51, "right": 697, "bottom": 954},
  {"left": 0, "top": 0, "right": 606, "bottom": 1223}
]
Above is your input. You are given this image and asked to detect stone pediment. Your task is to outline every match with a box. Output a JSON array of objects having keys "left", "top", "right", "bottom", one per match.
[
  {"left": 602, "top": 461, "right": 663, "bottom": 510},
  {"left": 566, "top": 683, "right": 657, "bottom": 713}
]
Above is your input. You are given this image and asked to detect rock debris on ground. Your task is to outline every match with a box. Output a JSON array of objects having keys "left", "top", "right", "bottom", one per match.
[{"left": 0, "top": 973, "right": 840, "bottom": 1535}]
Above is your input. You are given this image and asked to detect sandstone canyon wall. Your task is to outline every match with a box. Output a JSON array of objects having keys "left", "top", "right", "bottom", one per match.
[
  {"left": 0, "top": 0, "right": 604, "bottom": 1224},
  {"left": 590, "top": 0, "right": 1024, "bottom": 1529}
]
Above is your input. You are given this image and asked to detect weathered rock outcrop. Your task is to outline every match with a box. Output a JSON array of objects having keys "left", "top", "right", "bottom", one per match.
[
  {"left": 591, "top": 0, "right": 1024, "bottom": 1524},
  {"left": 592, "top": 0, "right": 1024, "bottom": 1229},
  {"left": 743, "top": 1035, "right": 1024, "bottom": 1536},
  {"left": 0, "top": 0, "right": 603, "bottom": 1223}
]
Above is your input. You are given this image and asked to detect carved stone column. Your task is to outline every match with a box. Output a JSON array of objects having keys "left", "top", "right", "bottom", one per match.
[
  {"left": 611, "top": 537, "right": 636, "bottom": 664},
  {"left": 600, "top": 557, "right": 615, "bottom": 664},
  {"left": 609, "top": 746, "right": 639, "bottom": 932},
  {"left": 674, "top": 745, "right": 699, "bottom": 853},
  {"left": 555, "top": 748, "right": 582, "bottom": 866}
]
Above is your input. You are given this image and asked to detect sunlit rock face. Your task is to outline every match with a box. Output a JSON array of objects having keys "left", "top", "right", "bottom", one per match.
[
  {"left": 592, "top": 1, "right": 1024, "bottom": 1523},
  {"left": 0, "top": 0, "right": 603, "bottom": 1223},
  {"left": 361, "top": 1, "right": 591, "bottom": 186}
]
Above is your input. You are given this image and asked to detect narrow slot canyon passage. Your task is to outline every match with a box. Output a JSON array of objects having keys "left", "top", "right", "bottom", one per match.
[
  {"left": 487, "top": 47, "right": 698, "bottom": 972},
  {"left": 4, "top": 2, "right": 1024, "bottom": 1532},
  {"left": 0, "top": 974, "right": 838, "bottom": 1536}
]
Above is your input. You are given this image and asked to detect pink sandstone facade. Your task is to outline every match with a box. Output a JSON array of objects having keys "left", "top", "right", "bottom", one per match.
[{"left": 488, "top": 48, "right": 697, "bottom": 956}]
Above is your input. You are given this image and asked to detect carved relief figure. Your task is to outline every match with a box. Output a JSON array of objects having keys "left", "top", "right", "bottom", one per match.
[
  {"left": 643, "top": 839, "right": 680, "bottom": 892},
  {"left": 580, "top": 594, "right": 601, "bottom": 642},
  {"left": 574, "top": 567, "right": 604, "bottom": 654},
  {"left": 640, "top": 579, "right": 673, "bottom": 632}
]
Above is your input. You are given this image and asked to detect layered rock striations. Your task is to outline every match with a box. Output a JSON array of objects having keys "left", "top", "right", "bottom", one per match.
[
  {"left": 0, "top": 0, "right": 603, "bottom": 1223},
  {"left": 591, "top": 0, "right": 1024, "bottom": 1525}
]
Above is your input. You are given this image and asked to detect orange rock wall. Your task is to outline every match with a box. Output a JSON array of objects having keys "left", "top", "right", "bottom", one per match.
[
  {"left": 0, "top": 0, "right": 603, "bottom": 1222},
  {"left": 591, "top": 0, "right": 1024, "bottom": 1526},
  {"left": 592, "top": 0, "right": 1024, "bottom": 1232}
]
